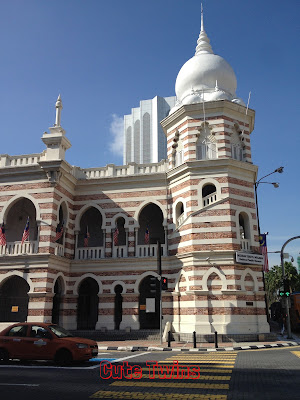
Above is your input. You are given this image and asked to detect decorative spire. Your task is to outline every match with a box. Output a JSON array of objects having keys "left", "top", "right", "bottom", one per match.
[
  {"left": 195, "top": 3, "right": 213, "bottom": 55},
  {"left": 55, "top": 94, "right": 63, "bottom": 127},
  {"left": 201, "top": 2, "right": 204, "bottom": 32}
]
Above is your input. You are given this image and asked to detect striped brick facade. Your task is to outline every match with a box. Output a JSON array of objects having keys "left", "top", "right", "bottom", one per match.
[{"left": 0, "top": 98, "right": 269, "bottom": 336}]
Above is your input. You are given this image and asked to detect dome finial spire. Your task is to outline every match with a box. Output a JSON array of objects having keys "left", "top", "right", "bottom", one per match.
[
  {"left": 195, "top": 4, "right": 213, "bottom": 55},
  {"left": 55, "top": 94, "right": 63, "bottom": 127}
]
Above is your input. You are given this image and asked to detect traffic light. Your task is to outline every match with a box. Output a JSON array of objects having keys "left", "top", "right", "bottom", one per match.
[
  {"left": 161, "top": 277, "right": 168, "bottom": 291},
  {"left": 149, "top": 276, "right": 157, "bottom": 294},
  {"left": 283, "top": 278, "right": 290, "bottom": 297}
]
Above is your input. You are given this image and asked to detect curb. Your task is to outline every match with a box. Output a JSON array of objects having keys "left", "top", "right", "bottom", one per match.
[{"left": 98, "top": 341, "right": 300, "bottom": 352}]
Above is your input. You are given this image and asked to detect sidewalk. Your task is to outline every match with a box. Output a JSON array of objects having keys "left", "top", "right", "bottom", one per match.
[{"left": 97, "top": 332, "right": 300, "bottom": 352}]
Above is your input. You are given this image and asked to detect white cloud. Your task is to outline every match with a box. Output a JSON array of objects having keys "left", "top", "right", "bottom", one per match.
[{"left": 109, "top": 114, "right": 124, "bottom": 157}]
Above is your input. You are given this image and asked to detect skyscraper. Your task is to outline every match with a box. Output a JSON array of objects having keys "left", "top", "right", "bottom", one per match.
[{"left": 124, "top": 95, "right": 176, "bottom": 164}]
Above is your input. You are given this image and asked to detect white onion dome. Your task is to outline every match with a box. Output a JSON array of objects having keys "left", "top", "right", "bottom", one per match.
[{"left": 171, "top": 9, "right": 244, "bottom": 113}]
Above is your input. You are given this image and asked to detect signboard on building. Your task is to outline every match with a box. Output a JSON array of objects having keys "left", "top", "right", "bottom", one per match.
[
  {"left": 146, "top": 298, "right": 155, "bottom": 313},
  {"left": 236, "top": 252, "right": 264, "bottom": 265}
]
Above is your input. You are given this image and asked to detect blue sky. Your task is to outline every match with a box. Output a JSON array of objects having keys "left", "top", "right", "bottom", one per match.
[{"left": 0, "top": 0, "right": 299, "bottom": 268}]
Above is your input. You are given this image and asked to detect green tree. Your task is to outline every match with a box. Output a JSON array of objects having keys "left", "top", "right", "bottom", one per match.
[{"left": 265, "top": 262, "right": 300, "bottom": 305}]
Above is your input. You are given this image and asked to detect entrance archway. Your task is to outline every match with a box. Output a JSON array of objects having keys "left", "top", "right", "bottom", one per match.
[
  {"left": 139, "top": 275, "right": 160, "bottom": 329},
  {"left": 0, "top": 276, "right": 30, "bottom": 322},
  {"left": 52, "top": 277, "right": 64, "bottom": 324},
  {"left": 77, "top": 278, "right": 99, "bottom": 330},
  {"left": 114, "top": 285, "right": 123, "bottom": 330}
]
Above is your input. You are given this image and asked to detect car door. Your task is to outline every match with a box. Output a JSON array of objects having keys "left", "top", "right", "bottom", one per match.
[
  {"left": 22, "top": 325, "right": 57, "bottom": 360},
  {"left": 3, "top": 325, "right": 29, "bottom": 359}
]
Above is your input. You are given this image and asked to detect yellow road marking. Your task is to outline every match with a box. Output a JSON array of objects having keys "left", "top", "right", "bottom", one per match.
[
  {"left": 139, "top": 367, "right": 233, "bottom": 373},
  {"left": 111, "top": 381, "right": 229, "bottom": 389},
  {"left": 159, "top": 360, "right": 235, "bottom": 364},
  {"left": 291, "top": 351, "right": 300, "bottom": 358},
  {"left": 90, "top": 391, "right": 227, "bottom": 399},
  {"left": 124, "top": 373, "right": 231, "bottom": 380}
]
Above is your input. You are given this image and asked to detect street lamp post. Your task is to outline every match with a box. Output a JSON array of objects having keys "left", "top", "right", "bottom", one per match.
[{"left": 254, "top": 167, "right": 284, "bottom": 322}]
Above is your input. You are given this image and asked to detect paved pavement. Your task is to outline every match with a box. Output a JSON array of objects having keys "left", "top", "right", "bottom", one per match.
[{"left": 97, "top": 331, "right": 300, "bottom": 352}]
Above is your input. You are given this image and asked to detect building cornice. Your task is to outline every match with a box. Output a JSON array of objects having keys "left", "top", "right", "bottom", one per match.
[{"left": 161, "top": 100, "right": 255, "bottom": 135}]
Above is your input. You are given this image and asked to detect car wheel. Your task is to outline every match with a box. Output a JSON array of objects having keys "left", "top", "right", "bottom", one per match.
[
  {"left": 54, "top": 349, "right": 73, "bottom": 366},
  {"left": 0, "top": 348, "right": 9, "bottom": 364}
]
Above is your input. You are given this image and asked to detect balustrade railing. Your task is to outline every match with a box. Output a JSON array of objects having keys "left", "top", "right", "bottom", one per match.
[
  {"left": 136, "top": 244, "right": 166, "bottom": 258},
  {"left": 55, "top": 243, "right": 64, "bottom": 256},
  {"left": 0, "top": 241, "right": 38, "bottom": 255},
  {"left": 203, "top": 192, "right": 217, "bottom": 207},
  {"left": 177, "top": 213, "right": 185, "bottom": 227},
  {"left": 75, "top": 246, "right": 105, "bottom": 260},
  {"left": 241, "top": 239, "right": 251, "bottom": 251},
  {"left": 112, "top": 246, "right": 128, "bottom": 258}
]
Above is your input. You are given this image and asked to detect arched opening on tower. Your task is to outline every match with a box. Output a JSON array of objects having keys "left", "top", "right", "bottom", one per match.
[
  {"left": 175, "top": 201, "right": 185, "bottom": 227},
  {"left": 0, "top": 276, "right": 30, "bottom": 322},
  {"left": 52, "top": 277, "right": 64, "bottom": 325},
  {"left": 138, "top": 276, "right": 160, "bottom": 330},
  {"left": 138, "top": 204, "right": 165, "bottom": 245},
  {"left": 78, "top": 208, "right": 103, "bottom": 248},
  {"left": 202, "top": 184, "right": 217, "bottom": 207},
  {"left": 5, "top": 198, "right": 38, "bottom": 243},
  {"left": 114, "top": 284, "right": 123, "bottom": 330},
  {"left": 77, "top": 278, "right": 99, "bottom": 330}
]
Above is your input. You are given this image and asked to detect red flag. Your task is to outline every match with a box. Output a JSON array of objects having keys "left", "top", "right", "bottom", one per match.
[
  {"left": 259, "top": 234, "right": 269, "bottom": 272},
  {"left": 21, "top": 217, "right": 30, "bottom": 244},
  {"left": 145, "top": 226, "right": 150, "bottom": 245},
  {"left": 113, "top": 225, "right": 119, "bottom": 246},
  {"left": 0, "top": 223, "right": 6, "bottom": 246},
  {"left": 84, "top": 226, "right": 90, "bottom": 247},
  {"left": 55, "top": 221, "right": 64, "bottom": 242}
]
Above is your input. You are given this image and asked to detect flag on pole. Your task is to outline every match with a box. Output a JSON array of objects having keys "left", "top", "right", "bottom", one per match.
[
  {"left": 145, "top": 226, "right": 150, "bottom": 245},
  {"left": 0, "top": 223, "right": 6, "bottom": 246},
  {"left": 21, "top": 217, "right": 30, "bottom": 244},
  {"left": 113, "top": 224, "right": 119, "bottom": 246},
  {"left": 84, "top": 226, "right": 90, "bottom": 247},
  {"left": 55, "top": 220, "right": 64, "bottom": 242},
  {"left": 259, "top": 233, "right": 269, "bottom": 272}
]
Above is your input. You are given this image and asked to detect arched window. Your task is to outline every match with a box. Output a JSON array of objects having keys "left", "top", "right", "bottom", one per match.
[
  {"left": 78, "top": 207, "right": 103, "bottom": 247},
  {"left": 142, "top": 113, "right": 151, "bottom": 163},
  {"left": 231, "top": 123, "right": 244, "bottom": 161},
  {"left": 125, "top": 126, "right": 132, "bottom": 164},
  {"left": 175, "top": 140, "right": 184, "bottom": 166},
  {"left": 196, "top": 123, "right": 217, "bottom": 160},
  {"left": 175, "top": 201, "right": 185, "bottom": 227},
  {"left": 134, "top": 120, "right": 140, "bottom": 163},
  {"left": 202, "top": 184, "right": 217, "bottom": 207},
  {"left": 239, "top": 212, "right": 251, "bottom": 251},
  {"left": 197, "top": 138, "right": 217, "bottom": 160},
  {"left": 232, "top": 144, "right": 243, "bottom": 161}
]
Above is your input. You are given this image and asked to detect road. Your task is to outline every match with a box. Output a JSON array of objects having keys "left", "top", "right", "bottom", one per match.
[{"left": 0, "top": 347, "right": 300, "bottom": 399}]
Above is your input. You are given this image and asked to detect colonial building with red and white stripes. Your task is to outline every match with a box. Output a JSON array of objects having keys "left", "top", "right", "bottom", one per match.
[{"left": 0, "top": 14, "right": 270, "bottom": 339}]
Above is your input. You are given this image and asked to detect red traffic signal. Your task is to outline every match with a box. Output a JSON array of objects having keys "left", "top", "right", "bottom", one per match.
[{"left": 161, "top": 277, "right": 168, "bottom": 290}]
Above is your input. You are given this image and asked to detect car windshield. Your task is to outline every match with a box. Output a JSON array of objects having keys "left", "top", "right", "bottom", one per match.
[{"left": 48, "top": 325, "right": 73, "bottom": 338}]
